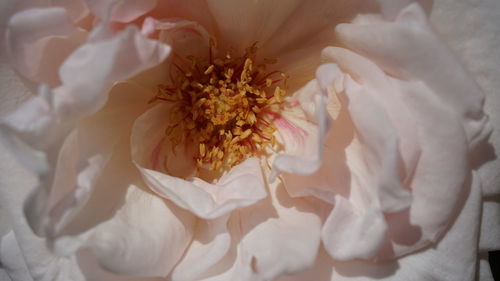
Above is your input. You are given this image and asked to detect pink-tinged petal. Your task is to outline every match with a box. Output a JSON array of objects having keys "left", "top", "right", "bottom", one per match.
[
  {"left": 19, "top": 82, "right": 152, "bottom": 238},
  {"left": 156, "top": 19, "right": 212, "bottom": 59},
  {"left": 194, "top": 177, "right": 321, "bottom": 281},
  {"left": 321, "top": 74, "right": 411, "bottom": 260},
  {"left": 335, "top": 3, "right": 491, "bottom": 149},
  {"left": 382, "top": 74, "right": 469, "bottom": 258},
  {"left": 206, "top": 0, "right": 302, "bottom": 53},
  {"left": 270, "top": 65, "right": 334, "bottom": 181},
  {"left": 170, "top": 216, "right": 231, "bottom": 281},
  {"left": 322, "top": 47, "right": 421, "bottom": 184},
  {"left": 131, "top": 104, "right": 267, "bottom": 219},
  {"left": 5, "top": 7, "right": 87, "bottom": 86},
  {"left": 85, "top": 0, "right": 157, "bottom": 23},
  {"left": 55, "top": 25, "right": 170, "bottom": 117},
  {"left": 83, "top": 184, "right": 195, "bottom": 277}
]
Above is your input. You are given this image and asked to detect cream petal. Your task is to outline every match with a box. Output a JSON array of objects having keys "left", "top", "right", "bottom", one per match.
[
  {"left": 322, "top": 47, "right": 421, "bottom": 184},
  {"left": 83, "top": 184, "right": 195, "bottom": 277},
  {"left": 5, "top": 7, "right": 87, "bottom": 86},
  {"left": 206, "top": 0, "right": 302, "bottom": 53},
  {"left": 321, "top": 74, "right": 413, "bottom": 260},
  {"left": 170, "top": 216, "right": 231, "bottom": 281},
  {"left": 0, "top": 145, "right": 86, "bottom": 281},
  {"left": 334, "top": 3, "right": 491, "bottom": 149},
  {"left": 322, "top": 196, "right": 387, "bottom": 261},
  {"left": 85, "top": 0, "right": 157, "bottom": 23},
  {"left": 55, "top": 25, "right": 170, "bottom": 117},
  {"left": 317, "top": 58, "right": 470, "bottom": 259},
  {"left": 195, "top": 178, "right": 322, "bottom": 281},
  {"left": 269, "top": 64, "right": 335, "bottom": 181},
  {"left": 3, "top": 28, "right": 167, "bottom": 229},
  {"left": 131, "top": 104, "right": 267, "bottom": 219},
  {"left": 20, "top": 82, "right": 152, "bottom": 238}
]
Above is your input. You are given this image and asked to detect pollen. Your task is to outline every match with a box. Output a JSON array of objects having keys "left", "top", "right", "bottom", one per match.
[{"left": 151, "top": 42, "right": 287, "bottom": 172}]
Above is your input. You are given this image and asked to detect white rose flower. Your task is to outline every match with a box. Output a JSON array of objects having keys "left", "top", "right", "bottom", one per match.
[{"left": 0, "top": 1, "right": 497, "bottom": 281}]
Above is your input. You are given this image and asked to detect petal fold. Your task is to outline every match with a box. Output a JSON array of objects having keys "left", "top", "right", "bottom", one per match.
[{"left": 131, "top": 104, "right": 267, "bottom": 219}]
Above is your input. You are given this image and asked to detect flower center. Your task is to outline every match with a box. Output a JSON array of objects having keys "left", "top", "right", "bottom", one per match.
[{"left": 152, "top": 44, "right": 287, "bottom": 172}]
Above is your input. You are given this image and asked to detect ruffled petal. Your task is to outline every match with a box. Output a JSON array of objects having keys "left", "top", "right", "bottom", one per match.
[
  {"left": 318, "top": 48, "right": 470, "bottom": 260},
  {"left": 131, "top": 104, "right": 267, "bottom": 219},
  {"left": 0, "top": 19, "right": 170, "bottom": 239},
  {"left": 269, "top": 64, "right": 334, "bottom": 181},
  {"left": 193, "top": 178, "right": 322, "bottom": 281},
  {"left": 5, "top": 7, "right": 87, "bottom": 86},
  {"left": 334, "top": 3, "right": 491, "bottom": 149}
]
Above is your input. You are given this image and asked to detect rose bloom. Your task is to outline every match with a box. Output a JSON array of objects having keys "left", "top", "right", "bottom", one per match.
[{"left": 0, "top": 0, "right": 499, "bottom": 281}]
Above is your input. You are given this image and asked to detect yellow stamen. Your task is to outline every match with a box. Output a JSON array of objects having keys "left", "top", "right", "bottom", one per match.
[{"left": 154, "top": 42, "right": 287, "bottom": 172}]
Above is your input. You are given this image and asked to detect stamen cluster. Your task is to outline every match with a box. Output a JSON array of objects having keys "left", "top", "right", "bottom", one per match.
[{"left": 152, "top": 44, "right": 287, "bottom": 171}]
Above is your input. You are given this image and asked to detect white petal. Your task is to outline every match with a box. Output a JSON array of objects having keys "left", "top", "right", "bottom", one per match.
[
  {"left": 83, "top": 184, "right": 195, "bottom": 277},
  {"left": 5, "top": 7, "right": 87, "bottom": 86},
  {"left": 270, "top": 65, "right": 334, "bottom": 181},
  {"left": 0, "top": 145, "right": 85, "bottom": 281},
  {"left": 197, "top": 178, "right": 322, "bottom": 281},
  {"left": 334, "top": 3, "right": 491, "bottom": 149},
  {"left": 170, "top": 216, "right": 231, "bottom": 281},
  {"left": 19, "top": 82, "right": 152, "bottom": 238},
  {"left": 55, "top": 25, "right": 170, "bottom": 117},
  {"left": 131, "top": 104, "right": 267, "bottom": 219}
]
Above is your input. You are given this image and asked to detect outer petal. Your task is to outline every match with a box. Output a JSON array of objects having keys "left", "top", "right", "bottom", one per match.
[
  {"left": 276, "top": 172, "right": 483, "bottom": 281},
  {"left": 80, "top": 184, "right": 195, "bottom": 277},
  {"left": 334, "top": 3, "right": 491, "bottom": 149},
  {"left": 5, "top": 7, "right": 87, "bottom": 86},
  {"left": 318, "top": 46, "right": 470, "bottom": 260},
  {"left": 0, "top": 19, "right": 170, "bottom": 239},
  {"left": 131, "top": 104, "right": 267, "bottom": 219}
]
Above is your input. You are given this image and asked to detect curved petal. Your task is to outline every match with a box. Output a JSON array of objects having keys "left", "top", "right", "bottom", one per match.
[
  {"left": 5, "top": 7, "right": 87, "bottom": 86},
  {"left": 269, "top": 64, "right": 334, "bottom": 181},
  {"left": 194, "top": 177, "right": 322, "bottom": 281},
  {"left": 83, "top": 184, "right": 195, "bottom": 277},
  {"left": 318, "top": 49, "right": 470, "bottom": 260},
  {"left": 170, "top": 216, "right": 231, "bottom": 281},
  {"left": 131, "top": 104, "right": 267, "bottom": 219},
  {"left": 0, "top": 21, "right": 170, "bottom": 238},
  {"left": 334, "top": 3, "right": 491, "bottom": 149},
  {"left": 322, "top": 47, "right": 421, "bottom": 184}
]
